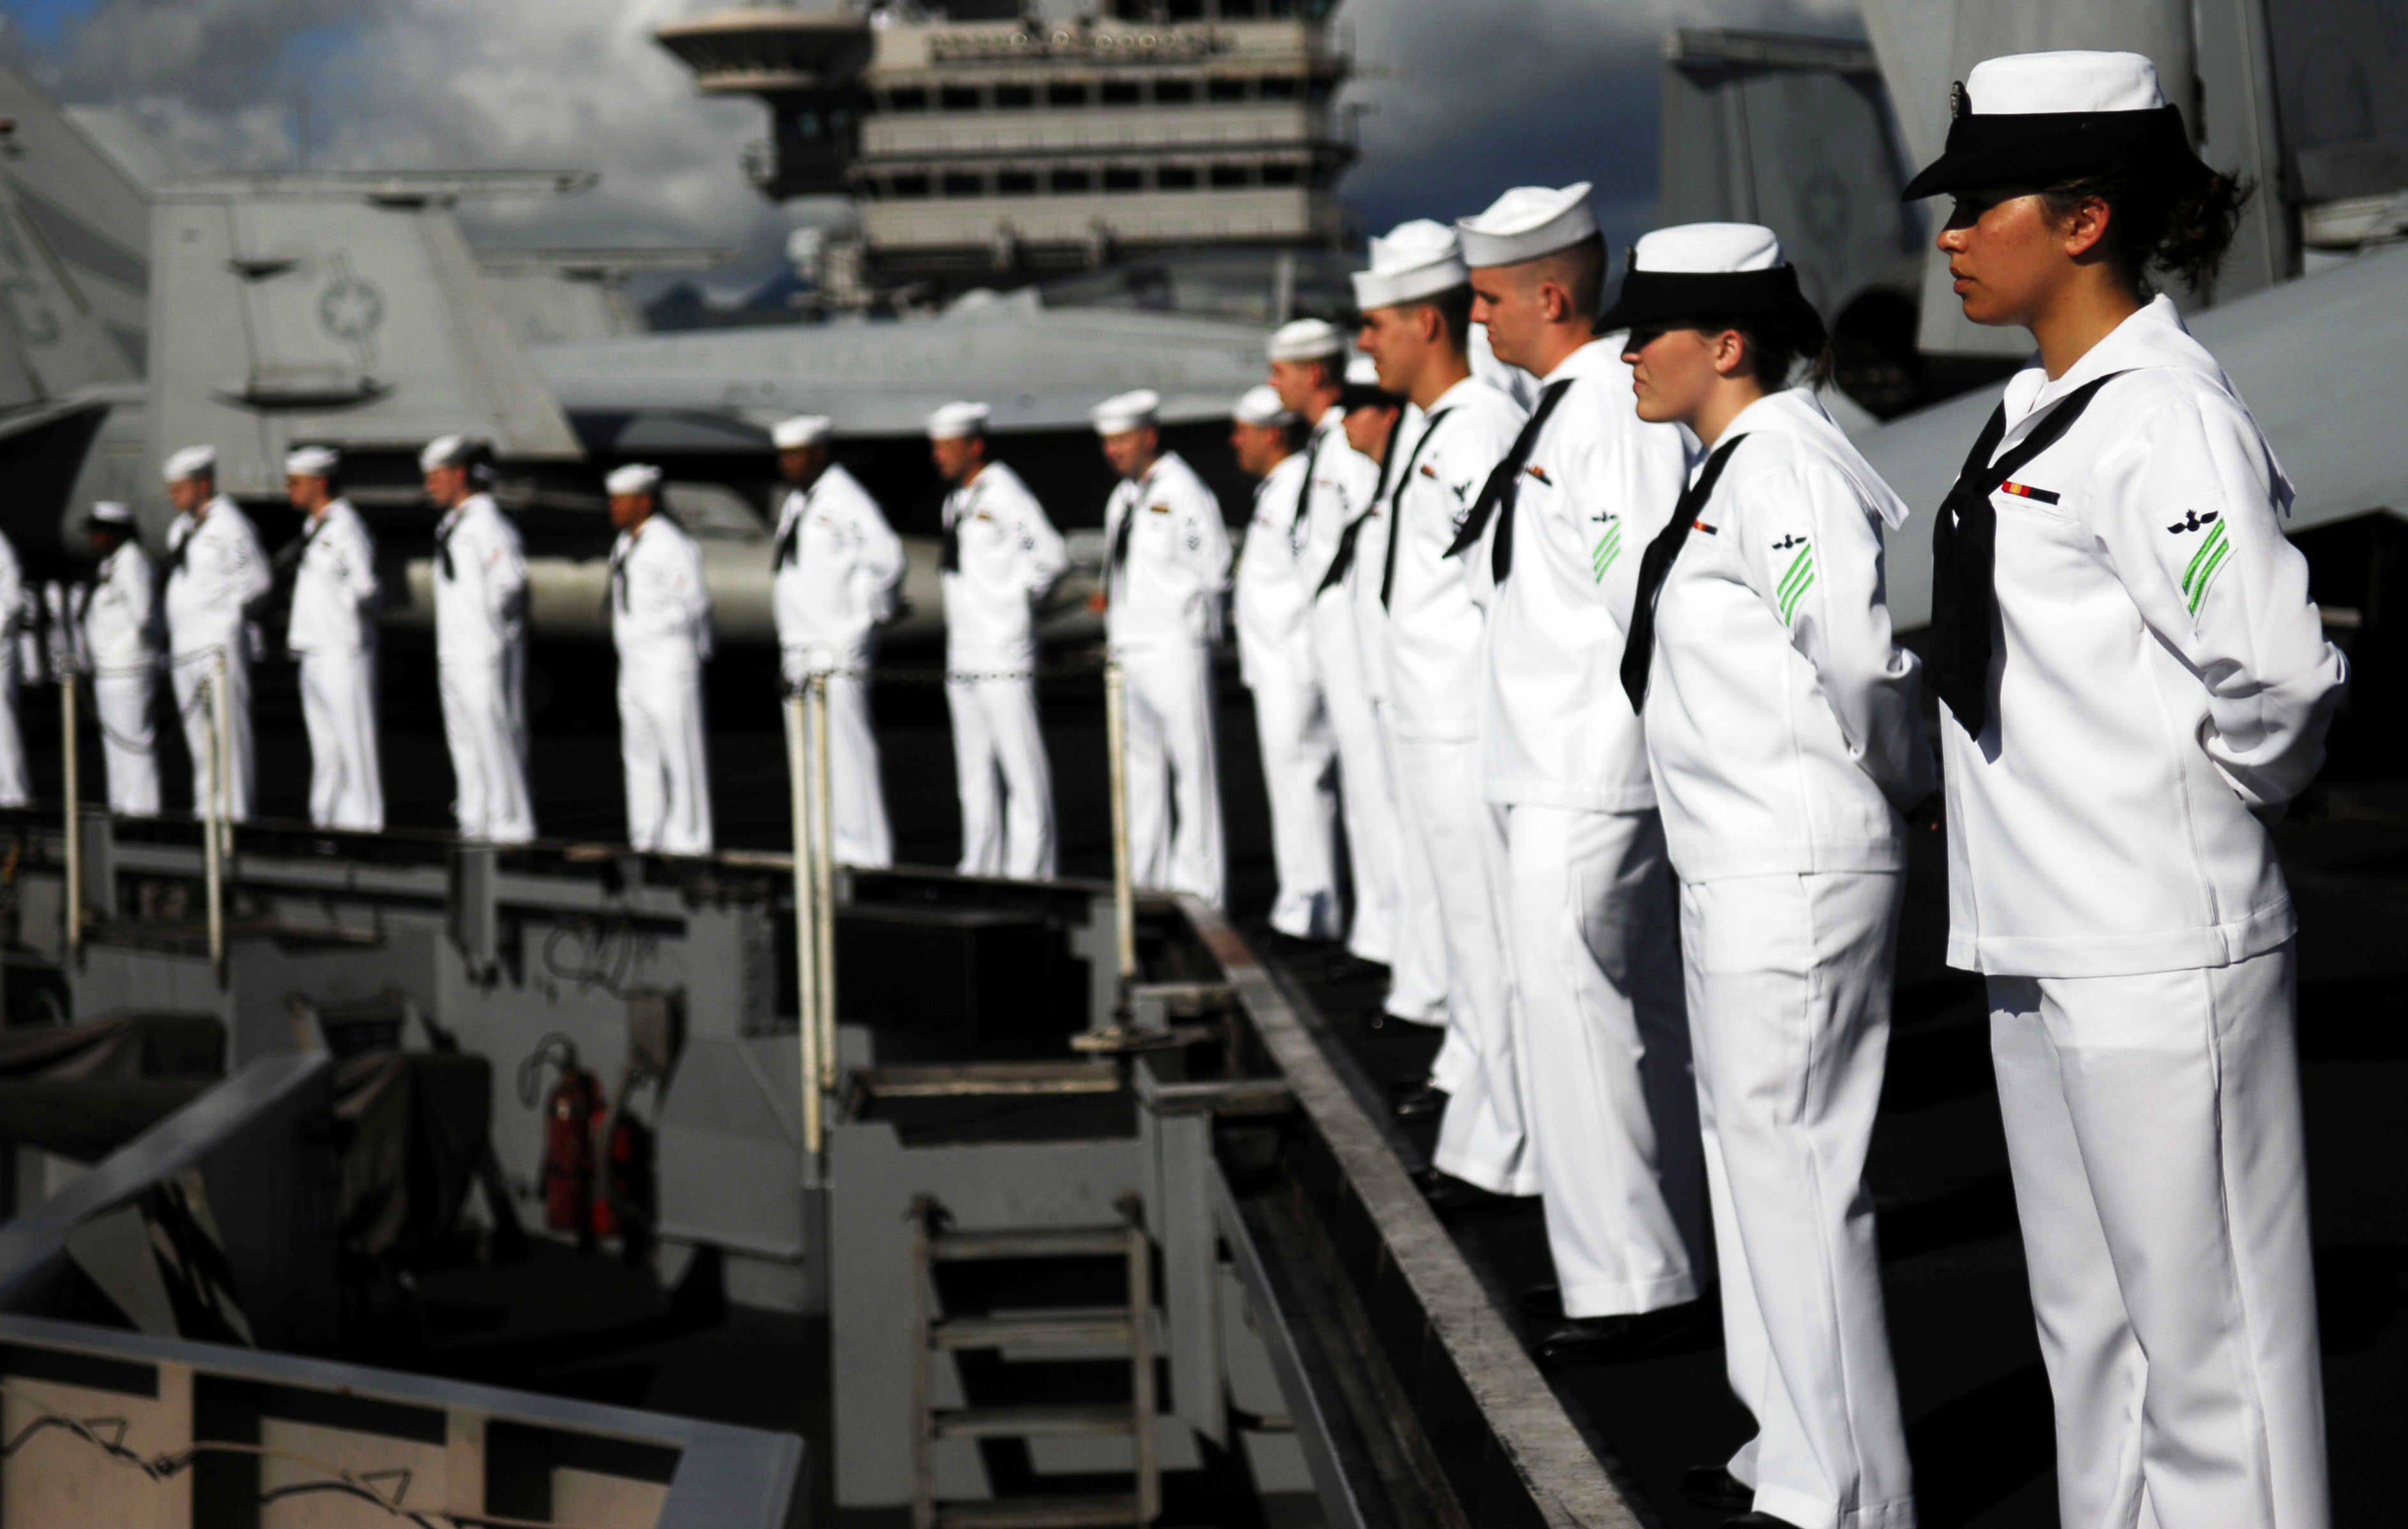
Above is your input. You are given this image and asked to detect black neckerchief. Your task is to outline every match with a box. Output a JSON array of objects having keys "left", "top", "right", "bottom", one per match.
[
  {"left": 1107, "top": 464, "right": 1156, "bottom": 603},
  {"left": 1315, "top": 423, "right": 1399, "bottom": 597},
  {"left": 1291, "top": 425, "right": 1327, "bottom": 561},
  {"left": 940, "top": 476, "right": 981, "bottom": 574},
  {"left": 773, "top": 485, "right": 812, "bottom": 570},
  {"left": 1446, "top": 377, "right": 1571, "bottom": 582},
  {"left": 1379, "top": 407, "right": 1455, "bottom": 610},
  {"left": 1926, "top": 370, "right": 2128, "bottom": 736},
  {"left": 162, "top": 513, "right": 199, "bottom": 582},
  {"left": 607, "top": 529, "right": 633, "bottom": 615},
  {"left": 1619, "top": 432, "right": 1752, "bottom": 711},
  {"left": 434, "top": 508, "right": 460, "bottom": 582}
]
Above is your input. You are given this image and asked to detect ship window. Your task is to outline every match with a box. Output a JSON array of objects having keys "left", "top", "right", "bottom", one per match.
[
  {"left": 995, "top": 84, "right": 1036, "bottom": 110},
  {"left": 1103, "top": 166, "right": 1144, "bottom": 192},
  {"left": 998, "top": 170, "right": 1038, "bottom": 196},
  {"left": 1307, "top": 75, "right": 1336, "bottom": 103},
  {"left": 1207, "top": 77, "right": 1248, "bottom": 103},
  {"left": 1156, "top": 165, "right": 1198, "bottom": 191},
  {"left": 887, "top": 87, "right": 928, "bottom": 112},
  {"left": 1260, "top": 75, "right": 1301, "bottom": 101},
  {"left": 941, "top": 85, "right": 983, "bottom": 111},
  {"left": 1262, "top": 161, "right": 1301, "bottom": 186},
  {"left": 1101, "top": 80, "right": 1143, "bottom": 107},
  {"left": 1153, "top": 79, "right": 1195, "bottom": 105},
  {"left": 1167, "top": 0, "right": 1206, "bottom": 18},
  {"left": 1220, "top": 0, "right": 1264, "bottom": 15},
  {"left": 1210, "top": 163, "right": 1252, "bottom": 188},
  {"left": 890, "top": 174, "right": 932, "bottom": 199},
  {"left": 943, "top": 172, "right": 986, "bottom": 197},
  {"left": 1052, "top": 169, "right": 1093, "bottom": 194},
  {"left": 1049, "top": 82, "right": 1090, "bottom": 107}
]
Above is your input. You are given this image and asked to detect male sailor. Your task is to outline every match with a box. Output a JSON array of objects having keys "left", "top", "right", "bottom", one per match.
[
  {"left": 771, "top": 415, "right": 903, "bottom": 869},
  {"left": 162, "top": 446, "right": 269, "bottom": 821},
  {"left": 423, "top": 435, "right": 535, "bottom": 844},
  {"left": 607, "top": 464, "right": 715, "bottom": 855},
  {"left": 1231, "top": 383, "right": 1340, "bottom": 941},
  {"left": 1909, "top": 52, "right": 2345, "bottom": 1529},
  {"left": 930, "top": 400, "right": 1066, "bottom": 879},
  {"left": 1353, "top": 222, "right": 1534, "bottom": 1206},
  {"left": 0, "top": 524, "right": 24, "bottom": 809},
  {"left": 284, "top": 446, "right": 384, "bottom": 832},
  {"left": 80, "top": 503, "right": 160, "bottom": 816},
  {"left": 1268, "top": 319, "right": 1414, "bottom": 982},
  {"left": 1457, "top": 183, "right": 1702, "bottom": 1365},
  {"left": 1094, "top": 388, "right": 1232, "bottom": 908}
]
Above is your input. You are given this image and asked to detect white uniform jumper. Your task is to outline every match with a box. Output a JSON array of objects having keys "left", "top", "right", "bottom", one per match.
[
  {"left": 0, "top": 533, "right": 26, "bottom": 808},
  {"left": 1382, "top": 376, "right": 1532, "bottom": 1196},
  {"left": 1471, "top": 340, "right": 1700, "bottom": 1319},
  {"left": 1298, "top": 409, "right": 1412, "bottom": 973},
  {"left": 1938, "top": 298, "right": 2344, "bottom": 1529},
  {"left": 434, "top": 494, "right": 535, "bottom": 843},
  {"left": 165, "top": 497, "right": 271, "bottom": 822},
  {"left": 1102, "top": 451, "right": 1232, "bottom": 908},
  {"left": 81, "top": 540, "right": 160, "bottom": 816},
  {"left": 287, "top": 499, "right": 383, "bottom": 831},
  {"left": 941, "top": 460, "right": 1066, "bottom": 879},
  {"left": 1637, "top": 388, "right": 1931, "bottom": 1529},
  {"left": 612, "top": 513, "right": 715, "bottom": 855},
  {"left": 1236, "top": 448, "right": 1340, "bottom": 939},
  {"left": 774, "top": 464, "right": 904, "bottom": 869}
]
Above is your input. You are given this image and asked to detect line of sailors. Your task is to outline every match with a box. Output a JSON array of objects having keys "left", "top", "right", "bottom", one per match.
[{"left": 1222, "top": 49, "right": 2343, "bottom": 1529}]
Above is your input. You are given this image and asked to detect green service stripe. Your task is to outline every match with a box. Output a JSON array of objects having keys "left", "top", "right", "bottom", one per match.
[
  {"left": 2188, "top": 540, "right": 2232, "bottom": 614},
  {"left": 1593, "top": 526, "right": 1623, "bottom": 577},
  {"left": 2181, "top": 521, "right": 2227, "bottom": 595},
  {"left": 1776, "top": 548, "right": 1814, "bottom": 601},
  {"left": 1779, "top": 561, "right": 1816, "bottom": 625}
]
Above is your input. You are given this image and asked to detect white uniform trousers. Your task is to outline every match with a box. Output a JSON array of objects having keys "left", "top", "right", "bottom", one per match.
[
  {"left": 621, "top": 664, "right": 713, "bottom": 855},
  {"left": 93, "top": 670, "right": 159, "bottom": 817},
  {"left": 1683, "top": 871, "right": 1914, "bottom": 1529},
  {"left": 1372, "top": 697, "right": 1452, "bottom": 1028},
  {"left": 0, "top": 648, "right": 26, "bottom": 808},
  {"left": 298, "top": 650, "right": 383, "bottom": 832},
  {"left": 784, "top": 656, "right": 893, "bottom": 869},
  {"left": 1988, "top": 945, "right": 2326, "bottom": 1529},
  {"left": 170, "top": 646, "right": 255, "bottom": 823},
  {"left": 1245, "top": 674, "right": 1341, "bottom": 939},
  {"left": 1119, "top": 645, "right": 1225, "bottom": 909},
  {"left": 1310, "top": 597, "right": 1398, "bottom": 965},
  {"left": 1395, "top": 735, "right": 1531, "bottom": 1196},
  {"left": 439, "top": 655, "right": 535, "bottom": 844},
  {"left": 947, "top": 674, "right": 1055, "bottom": 880},
  {"left": 1508, "top": 805, "right": 1701, "bottom": 1318}
]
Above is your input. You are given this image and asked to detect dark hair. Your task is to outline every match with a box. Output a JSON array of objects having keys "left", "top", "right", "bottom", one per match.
[
  {"left": 1529, "top": 233, "right": 1609, "bottom": 319},
  {"left": 1280, "top": 416, "right": 1310, "bottom": 453},
  {"left": 1681, "top": 318, "right": 1836, "bottom": 392},
  {"left": 2041, "top": 164, "right": 2247, "bottom": 294},
  {"left": 1417, "top": 284, "right": 1477, "bottom": 350}
]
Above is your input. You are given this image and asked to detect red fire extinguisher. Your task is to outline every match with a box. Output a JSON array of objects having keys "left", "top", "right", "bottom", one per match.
[{"left": 518, "top": 1035, "right": 603, "bottom": 1249}]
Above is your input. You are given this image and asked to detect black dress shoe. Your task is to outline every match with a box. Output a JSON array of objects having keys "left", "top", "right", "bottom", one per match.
[
  {"left": 1722, "top": 1514, "right": 1802, "bottom": 1529},
  {"left": 1531, "top": 1299, "right": 1716, "bottom": 1367},
  {"left": 1413, "top": 1169, "right": 1519, "bottom": 1219},
  {"left": 1518, "top": 1283, "right": 1563, "bottom": 1320},
  {"left": 1681, "top": 1465, "right": 1754, "bottom": 1512},
  {"left": 1393, "top": 1083, "right": 1448, "bottom": 1118}
]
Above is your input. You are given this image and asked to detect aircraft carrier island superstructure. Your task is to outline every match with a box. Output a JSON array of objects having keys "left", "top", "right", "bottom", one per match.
[{"left": 655, "top": 1, "right": 1356, "bottom": 297}]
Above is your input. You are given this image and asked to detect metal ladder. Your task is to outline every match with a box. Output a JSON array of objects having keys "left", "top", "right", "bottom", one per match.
[{"left": 909, "top": 1194, "right": 1160, "bottom": 1529}]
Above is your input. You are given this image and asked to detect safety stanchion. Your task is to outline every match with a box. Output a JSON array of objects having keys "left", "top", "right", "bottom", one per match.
[
  {"left": 808, "top": 672, "right": 838, "bottom": 1093},
  {"left": 1103, "top": 659, "right": 1137, "bottom": 998},
  {"left": 60, "top": 668, "right": 80, "bottom": 966},
  {"left": 202, "top": 669, "right": 225, "bottom": 986},
  {"left": 785, "top": 688, "right": 822, "bottom": 1159}
]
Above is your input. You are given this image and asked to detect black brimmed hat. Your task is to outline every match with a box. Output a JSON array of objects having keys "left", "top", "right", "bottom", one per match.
[
  {"left": 1902, "top": 50, "right": 2209, "bottom": 201},
  {"left": 1594, "top": 222, "right": 1827, "bottom": 351}
]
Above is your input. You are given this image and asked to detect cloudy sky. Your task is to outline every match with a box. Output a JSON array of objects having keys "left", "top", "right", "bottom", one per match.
[{"left": 0, "top": 0, "right": 1861, "bottom": 300}]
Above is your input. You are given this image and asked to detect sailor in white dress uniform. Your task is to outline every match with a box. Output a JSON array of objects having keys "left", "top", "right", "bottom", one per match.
[
  {"left": 283, "top": 446, "right": 384, "bottom": 832},
  {"left": 79, "top": 503, "right": 160, "bottom": 817},
  {"left": 1094, "top": 389, "right": 1233, "bottom": 909},
  {"left": 1908, "top": 52, "right": 2345, "bottom": 1529},
  {"left": 771, "top": 415, "right": 904, "bottom": 869},
  {"left": 606, "top": 464, "right": 715, "bottom": 855},
  {"left": 423, "top": 435, "right": 536, "bottom": 844},
  {"left": 1354, "top": 221, "right": 1536, "bottom": 1201},
  {"left": 930, "top": 401, "right": 1066, "bottom": 880},
  {"left": 162, "top": 446, "right": 271, "bottom": 822},
  {"left": 1458, "top": 183, "right": 1703, "bottom": 1363},
  {"left": 1231, "top": 383, "right": 1341, "bottom": 939},
  {"left": 1616, "top": 224, "right": 1932, "bottom": 1529}
]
